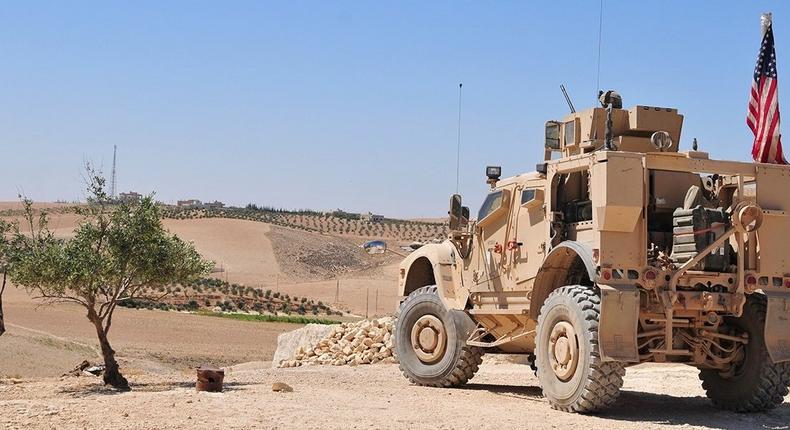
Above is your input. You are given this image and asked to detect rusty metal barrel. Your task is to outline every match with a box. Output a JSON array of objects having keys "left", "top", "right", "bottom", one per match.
[{"left": 196, "top": 365, "right": 225, "bottom": 392}]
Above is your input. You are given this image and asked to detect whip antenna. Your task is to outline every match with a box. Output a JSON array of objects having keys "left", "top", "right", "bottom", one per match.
[
  {"left": 456, "top": 82, "right": 463, "bottom": 194},
  {"left": 596, "top": 0, "right": 604, "bottom": 100}
]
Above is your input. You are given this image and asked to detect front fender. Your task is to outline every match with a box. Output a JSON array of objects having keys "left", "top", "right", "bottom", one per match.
[
  {"left": 530, "top": 241, "right": 598, "bottom": 318},
  {"left": 397, "top": 241, "right": 465, "bottom": 310}
]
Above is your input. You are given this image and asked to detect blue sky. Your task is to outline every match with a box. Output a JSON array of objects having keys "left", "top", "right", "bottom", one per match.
[{"left": 0, "top": 1, "right": 786, "bottom": 217}]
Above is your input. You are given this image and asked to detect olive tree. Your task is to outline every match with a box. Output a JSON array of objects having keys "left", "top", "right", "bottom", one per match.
[
  {"left": 0, "top": 220, "right": 11, "bottom": 337},
  {"left": 9, "top": 175, "right": 212, "bottom": 389}
]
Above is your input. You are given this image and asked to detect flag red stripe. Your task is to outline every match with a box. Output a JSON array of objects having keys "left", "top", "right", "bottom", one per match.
[
  {"left": 764, "top": 106, "right": 780, "bottom": 162},
  {"left": 757, "top": 79, "right": 778, "bottom": 162},
  {"left": 753, "top": 79, "right": 775, "bottom": 161},
  {"left": 764, "top": 79, "right": 781, "bottom": 162}
]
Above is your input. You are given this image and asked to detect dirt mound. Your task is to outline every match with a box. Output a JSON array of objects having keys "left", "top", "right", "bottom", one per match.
[{"left": 267, "top": 225, "right": 396, "bottom": 280}]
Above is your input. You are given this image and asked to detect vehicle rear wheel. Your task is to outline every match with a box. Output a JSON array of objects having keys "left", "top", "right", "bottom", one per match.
[
  {"left": 535, "top": 285, "right": 625, "bottom": 413},
  {"left": 699, "top": 293, "right": 790, "bottom": 412},
  {"left": 395, "top": 286, "right": 483, "bottom": 387}
]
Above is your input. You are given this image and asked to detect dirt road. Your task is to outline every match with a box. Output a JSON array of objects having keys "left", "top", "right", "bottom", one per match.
[{"left": 1, "top": 362, "right": 788, "bottom": 430}]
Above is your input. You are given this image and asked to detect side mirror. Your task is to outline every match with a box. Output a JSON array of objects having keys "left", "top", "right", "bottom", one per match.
[
  {"left": 449, "top": 194, "right": 463, "bottom": 230},
  {"left": 460, "top": 206, "right": 470, "bottom": 228},
  {"left": 545, "top": 121, "right": 561, "bottom": 150}
]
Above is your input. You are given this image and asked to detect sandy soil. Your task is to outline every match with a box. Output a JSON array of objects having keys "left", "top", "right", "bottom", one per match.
[
  {"left": 1, "top": 361, "right": 788, "bottom": 430},
  {"left": 0, "top": 287, "right": 298, "bottom": 377},
  {"left": 161, "top": 218, "right": 399, "bottom": 316},
  {"left": 162, "top": 218, "right": 282, "bottom": 285},
  {"left": 280, "top": 270, "right": 399, "bottom": 317}
]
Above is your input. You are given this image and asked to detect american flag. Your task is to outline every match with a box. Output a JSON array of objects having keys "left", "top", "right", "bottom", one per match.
[{"left": 748, "top": 19, "right": 787, "bottom": 164}]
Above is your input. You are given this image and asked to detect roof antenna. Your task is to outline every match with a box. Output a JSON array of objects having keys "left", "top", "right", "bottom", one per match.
[
  {"left": 455, "top": 83, "right": 463, "bottom": 194},
  {"left": 595, "top": 0, "right": 604, "bottom": 101},
  {"left": 560, "top": 84, "right": 576, "bottom": 113}
]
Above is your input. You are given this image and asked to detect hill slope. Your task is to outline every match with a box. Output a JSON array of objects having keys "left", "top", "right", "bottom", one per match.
[{"left": 161, "top": 206, "right": 448, "bottom": 243}]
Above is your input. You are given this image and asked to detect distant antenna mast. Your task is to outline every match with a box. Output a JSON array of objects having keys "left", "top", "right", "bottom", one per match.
[
  {"left": 560, "top": 84, "right": 576, "bottom": 113},
  {"left": 455, "top": 82, "right": 463, "bottom": 194},
  {"left": 595, "top": 0, "right": 604, "bottom": 100},
  {"left": 111, "top": 145, "right": 117, "bottom": 198}
]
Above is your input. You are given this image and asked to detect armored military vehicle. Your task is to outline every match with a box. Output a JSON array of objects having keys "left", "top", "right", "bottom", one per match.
[{"left": 395, "top": 91, "right": 790, "bottom": 413}]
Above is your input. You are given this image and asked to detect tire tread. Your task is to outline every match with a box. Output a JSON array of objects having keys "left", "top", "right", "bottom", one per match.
[
  {"left": 396, "top": 286, "right": 484, "bottom": 388},
  {"left": 699, "top": 294, "right": 790, "bottom": 412},
  {"left": 536, "top": 285, "right": 625, "bottom": 413}
]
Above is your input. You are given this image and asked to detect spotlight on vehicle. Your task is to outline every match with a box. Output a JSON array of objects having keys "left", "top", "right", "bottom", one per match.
[{"left": 486, "top": 166, "right": 502, "bottom": 187}]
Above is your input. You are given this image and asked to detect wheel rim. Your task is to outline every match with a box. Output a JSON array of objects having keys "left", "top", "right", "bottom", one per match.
[
  {"left": 549, "top": 321, "right": 579, "bottom": 381},
  {"left": 410, "top": 314, "right": 447, "bottom": 364}
]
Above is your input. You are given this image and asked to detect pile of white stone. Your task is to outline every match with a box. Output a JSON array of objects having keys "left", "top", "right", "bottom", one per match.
[{"left": 278, "top": 317, "right": 398, "bottom": 367}]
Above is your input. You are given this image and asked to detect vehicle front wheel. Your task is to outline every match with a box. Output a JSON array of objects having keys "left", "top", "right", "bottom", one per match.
[
  {"left": 535, "top": 285, "right": 625, "bottom": 413},
  {"left": 395, "top": 286, "right": 483, "bottom": 387}
]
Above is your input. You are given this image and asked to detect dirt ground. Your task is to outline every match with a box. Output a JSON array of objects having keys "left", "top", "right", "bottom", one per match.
[
  {"left": 3, "top": 283, "right": 790, "bottom": 429},
  {"left": 0, "top": 287, "right": 298, "bottom": 377},
  {"left": 1, "top": 361, "right": 789, "bottom": 430}
]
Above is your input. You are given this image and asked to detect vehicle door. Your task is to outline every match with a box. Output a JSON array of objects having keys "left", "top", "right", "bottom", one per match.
[
  {"left": 470, "top": 185, "right": 516, "bottom": 293},
  {"left": 512, "top": 183, "right": 547, "bottom": 288}
]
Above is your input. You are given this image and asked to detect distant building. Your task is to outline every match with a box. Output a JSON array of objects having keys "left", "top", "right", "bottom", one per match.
[
  {"left": 203, "top": 200, "right": 225, "bottom": 209},
  {"left": 177, "top": 199, "right": 202, "bottom": 208},
  {"left": 331, "top": 209, "right": 360, "bottom": 219},
  {"left": 361, "top": 212, "right": 384, "bottom": 223},
  {"left": 118, "top": 192, "right": 142, "bottom": 203}
]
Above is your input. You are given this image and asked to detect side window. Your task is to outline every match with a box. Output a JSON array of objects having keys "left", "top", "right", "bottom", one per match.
[
  {"left": 478, "top": 191, "right": 503, "bottom": 221},
  {"left": 521, "top": 189, "right": 536, "bottom": 206},
  {"left": 564, "top": 121, "right": 576, "bottom": 146}
]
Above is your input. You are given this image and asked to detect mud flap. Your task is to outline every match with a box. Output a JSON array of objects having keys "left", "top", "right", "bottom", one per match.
[
  {"left": 598, "top": 284, "right": 640, "bottom": 363},
  {"left": 764, "top": 290, "right": 790, "bottom": 363}
]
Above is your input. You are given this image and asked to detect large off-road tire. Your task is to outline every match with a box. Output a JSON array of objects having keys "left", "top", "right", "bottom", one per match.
[
  {"left": 395, "top": 286, "right": 483, "bottom": 387},
  {"left": 535, "top": 285, "right": 625, "bottom": 413},
  {"left": 699, "top": 293, "right": 790, "bottom": 412}
]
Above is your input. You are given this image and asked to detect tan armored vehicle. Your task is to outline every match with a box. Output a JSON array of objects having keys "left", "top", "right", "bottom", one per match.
[{"left": 395, "top": 92, "right": 790, "bottom": 413}]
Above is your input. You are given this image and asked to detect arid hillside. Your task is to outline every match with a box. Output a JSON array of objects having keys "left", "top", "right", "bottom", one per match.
[
  {"left": 0, "top": 202, "right": 405, "bottom": 380},
  {"left": 161, "top": 206, "right": 448, "bottom": 243},
  {"left": 1, "top": 203, "right": 404, "bottom": 317}
]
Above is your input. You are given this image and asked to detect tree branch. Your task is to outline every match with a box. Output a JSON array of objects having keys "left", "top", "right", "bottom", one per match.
[
  {"left": 32, "top": 293, "right": 89, "bottom": 308},
  {"left": 98, "top": 279, "right": 131, "bottom": 319},
  {"left": 103, "top": 301, "right": 117, "bottom": 336}
]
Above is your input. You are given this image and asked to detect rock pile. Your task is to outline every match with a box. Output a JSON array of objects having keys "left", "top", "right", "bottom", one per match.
[{"left": 278, "top": 317, "right": 398, "bottom": 367}]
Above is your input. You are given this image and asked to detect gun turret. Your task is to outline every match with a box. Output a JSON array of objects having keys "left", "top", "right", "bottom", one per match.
[{"left": 544, "top": 90, "right": 684, "bottom": 160}]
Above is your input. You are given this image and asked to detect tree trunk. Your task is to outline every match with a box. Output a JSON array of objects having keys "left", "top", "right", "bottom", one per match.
[
  {"left": 0, "top": 272, "right": 6, "bottom": 337},
  {"left": 89, "top": 314, "right": 129, "bottom": 390}
]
